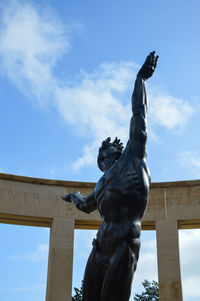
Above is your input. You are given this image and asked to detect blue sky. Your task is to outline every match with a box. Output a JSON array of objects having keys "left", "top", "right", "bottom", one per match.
[{"left": 0, "top": 0, "right": 200, "bottom": 300}]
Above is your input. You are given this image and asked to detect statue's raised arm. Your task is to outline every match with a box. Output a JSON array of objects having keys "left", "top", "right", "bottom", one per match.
[{"left": 129, "top": 51, "right": 158, "bottom": 158}]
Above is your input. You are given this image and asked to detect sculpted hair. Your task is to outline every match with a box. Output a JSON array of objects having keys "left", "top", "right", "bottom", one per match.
[{"left": 97, "top": 137, "right": 124, "bottom": 171}]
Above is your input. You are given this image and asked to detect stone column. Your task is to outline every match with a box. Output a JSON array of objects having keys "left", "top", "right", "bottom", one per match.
[
  {"left": 46, "top": 218, "right": 75, "bottom": 301},
  {"left": 156, "top": 219, "right": 183, "bottom": 301}
]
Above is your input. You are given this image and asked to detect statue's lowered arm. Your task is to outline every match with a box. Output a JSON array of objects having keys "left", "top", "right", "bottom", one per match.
[{"left": 62, "top": 191, "right": 97, "bottom": 214}]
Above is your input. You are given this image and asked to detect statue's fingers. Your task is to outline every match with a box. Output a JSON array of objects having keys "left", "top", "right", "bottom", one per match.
[
  {"left": 154, "top": 55, "right": 159, "bottom": 67},
  {"left": 149, "top": 51, "right": 155, "bottom": 59},
  {"left": 151, "top": 52, "right": 156, "bottom": 62},
  {"left": 147, "top": 56, "right": 153, "bottom": 66},
  {"left": 62, "top": 194, "right": 72, "bottom": 202},
  {"left": 155, "top": 55, "right": 159, "bottom": 63},
  {"left": 145, "top": 54, "right": 151, "bottom": 63},
  {"left": 151, "top": 53, "right": 158, "bottom": 63}
]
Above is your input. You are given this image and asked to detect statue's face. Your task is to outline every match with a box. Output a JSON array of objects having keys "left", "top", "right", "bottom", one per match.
[{"left": 98, "top": 145, "right": 119, "bottom": 172}]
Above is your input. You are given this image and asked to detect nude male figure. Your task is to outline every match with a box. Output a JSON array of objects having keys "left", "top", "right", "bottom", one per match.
[{"left": 62, "top": 51, "right": 158, "bottom": 301}]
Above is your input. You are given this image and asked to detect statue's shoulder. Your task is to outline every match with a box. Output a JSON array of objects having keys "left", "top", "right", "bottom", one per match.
[
  {"left": 118, "top": 140, "right": 132, "bottom": 161},
  {"left": 94, "top": 175, "right": 104, "bottom": 192}
]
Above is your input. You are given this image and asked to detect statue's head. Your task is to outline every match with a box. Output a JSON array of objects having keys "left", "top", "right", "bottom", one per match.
[{"left": 97, "top": 137, "right": 124, "bottom": 172}]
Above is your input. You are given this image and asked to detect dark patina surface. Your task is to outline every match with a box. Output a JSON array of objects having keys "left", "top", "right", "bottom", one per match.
[{"left": 62, "top": 51, "right": 158, "bottom": 301}]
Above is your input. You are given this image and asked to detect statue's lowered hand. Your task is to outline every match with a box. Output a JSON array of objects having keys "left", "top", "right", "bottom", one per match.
[
  {"left": 138, "top": 51, "right": 159, "bottom": 80},
  {"left": 62, "top": 193, "right": 73, "bottom": 203},
  {"left": 62, "top": 191, "right": 81, "bottom": 203}
]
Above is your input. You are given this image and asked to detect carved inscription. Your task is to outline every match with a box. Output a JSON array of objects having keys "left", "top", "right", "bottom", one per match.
[
  {"left": 24, "top": 192, "right": 40, "bottom": 202},
  {"left": 0, "top": 187, "right": 66, "bottom": 206},
  {"left": 0, "top": 187, "right": 42, "bottom": 203},
  {"left": 0, "top": 187, "right": 17, "bottom": 201},
  {"left": 166, "top": 189, "right": 199, "bottom": 207}
]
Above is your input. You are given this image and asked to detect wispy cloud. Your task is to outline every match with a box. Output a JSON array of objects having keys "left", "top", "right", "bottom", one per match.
[
  {"left": 9, "top": 243, "right": 49, "bottom": 262},
  {"left": 178, "top": 150, "right": 200, "bottom": 177},
  {"left": 0, "top": 0, "right": 195, "bottom": 171},
  {"left": 0, "top": 0, "right": 69, "bottom": 104},
  {"left": 55, "top": 62, "right": 136, "bottom": 170},
  {"left": 149, "top": 90, "right": 194, "bottom": 131}
]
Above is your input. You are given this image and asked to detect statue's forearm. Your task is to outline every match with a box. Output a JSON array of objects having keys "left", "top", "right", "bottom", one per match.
[
  {"left": 132, "top": 75, "right": 147, "bottom": 116},
  {"left": 129, "top": 75, "right": 148, "bottom": 156},
  {"left": 72, "top": 192, "right": 97, "bottom": 214}
]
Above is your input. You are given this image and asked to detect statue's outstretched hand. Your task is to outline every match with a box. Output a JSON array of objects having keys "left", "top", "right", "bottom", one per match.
[
  {"left": 62, "top": 193, "right": 73, "bottom": 203},
  {"left": 62, "top": 191, "right": 81, "bottom": 203},
  {"left": 138, "top": 51, "right": 159, "bottom": 80}
]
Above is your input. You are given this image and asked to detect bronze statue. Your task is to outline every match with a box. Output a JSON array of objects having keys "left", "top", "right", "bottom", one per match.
[{"left": 62, "top": 51, "right": 159, "bottom": 301}]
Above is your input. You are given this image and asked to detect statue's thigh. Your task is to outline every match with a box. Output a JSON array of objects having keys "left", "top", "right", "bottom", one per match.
[
  {"left": 82, "top": 247, "right": 103, "bottom": 301},
  {"left": 101, "top": 241, "right": 136, "bottom": 301}
]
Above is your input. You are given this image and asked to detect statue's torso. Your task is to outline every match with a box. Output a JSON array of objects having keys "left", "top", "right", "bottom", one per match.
[{"left": 94, "top": 141, "right": 150, "bottom": 255}]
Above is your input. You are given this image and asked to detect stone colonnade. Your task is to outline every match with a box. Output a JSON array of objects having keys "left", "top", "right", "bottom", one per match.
[{"left": 0, "top": 173, "right": 200, "bottom": 300}]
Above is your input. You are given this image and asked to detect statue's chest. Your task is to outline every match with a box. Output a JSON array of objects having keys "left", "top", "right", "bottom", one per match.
[
  {"left": 95, "top": 168, "right": 124, "bottom": 218},
  {"left": 95, "top": 172, "right": 113, "bottom": 200}
]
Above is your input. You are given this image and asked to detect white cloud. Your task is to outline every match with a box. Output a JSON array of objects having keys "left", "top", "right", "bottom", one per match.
[
  {"left": 0, "top": 0, "right": 68, "bottom": 104},
  {"left": 179, "top": 229, "right": 200, "bottom": 298},
  {"left": 55, "top": 62, "right": 136, "bottom": 170},
  {"left": 149, "top": 90, "right": 194, "bottom": 130},
  {"left": 56, "top": 64, "right": 194, "bottom": 170},
  {"left": 178, "top": 150, "right": 200, "bottom": 177},
  {"left": 9, "top": 243, "right": 49, "bottom": 262},
  {"left": 0, "top": 0, "right": 195, "bottom": 171}
]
